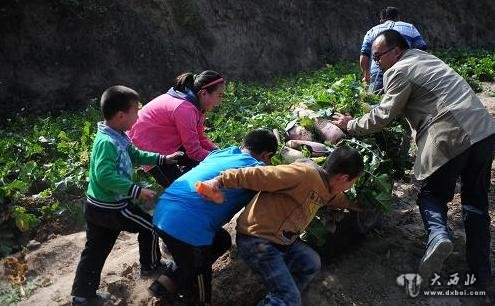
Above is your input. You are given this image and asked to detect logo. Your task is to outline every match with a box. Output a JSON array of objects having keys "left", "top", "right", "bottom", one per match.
[
  {"left": 396, "top": 274, "right": 423, "bottom": 297},
  {"left": 396, "top": 273, "right": 484, "bottom": 297}
]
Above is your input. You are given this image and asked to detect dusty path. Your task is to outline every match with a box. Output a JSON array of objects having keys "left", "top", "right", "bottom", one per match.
[{"left": 2, "top": 83, "right": 495, "bottom": 306}]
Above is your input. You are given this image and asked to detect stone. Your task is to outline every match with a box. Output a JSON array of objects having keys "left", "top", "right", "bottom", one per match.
[{"left": 26, "top": 240, "right": 41, "bottom": 251}]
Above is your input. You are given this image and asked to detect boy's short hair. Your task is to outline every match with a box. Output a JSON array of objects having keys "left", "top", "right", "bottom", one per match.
[
  {"left": 380, "top": 6, "right": 400, "bottom": 21},
  {"left": 243, "top": 128, "right": 278, "bottom": 155},
  {"left": 100, "top": 85, "right": 140, "bottom": 120},
  {"left": 323, "top": 146, "right": 364, "bottom": 179}
]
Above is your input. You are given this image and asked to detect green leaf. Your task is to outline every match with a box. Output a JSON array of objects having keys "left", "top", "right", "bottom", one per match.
[{"left": 299, "top": 117, "right": 314, "bottom": 129}]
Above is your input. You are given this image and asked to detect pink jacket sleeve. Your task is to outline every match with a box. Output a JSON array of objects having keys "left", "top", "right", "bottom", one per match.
[{"left": 172, "top": 103, "right": 211, "bottom": 161}]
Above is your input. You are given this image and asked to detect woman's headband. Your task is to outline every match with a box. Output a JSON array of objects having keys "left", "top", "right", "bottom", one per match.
[{"left": 200, "top": 78, "right": 225, "bottom": 90}]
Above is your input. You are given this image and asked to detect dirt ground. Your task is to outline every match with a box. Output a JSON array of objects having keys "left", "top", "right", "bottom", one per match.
[{"left": 1, "top": 83, "right": 495, "bottom": 306}]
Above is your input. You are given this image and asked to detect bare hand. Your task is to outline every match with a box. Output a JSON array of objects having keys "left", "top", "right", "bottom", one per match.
[
  {"left": 331, "top": 113, "right": 353, "bottom": 130},
  {"left": 195, "top": 178, "right": 224, "bottom": 204},
  {"left": 166, "top": 151, "right": 185, "bottom": 164},
  {"left": 202, "top": 177, "right": 221, "bottom": 192},
  {"left": 139, "top": 188, "right": 156, "bottom": 202},
  {"left": 362, "top": 73, "right": 370, "bottom": 84}
]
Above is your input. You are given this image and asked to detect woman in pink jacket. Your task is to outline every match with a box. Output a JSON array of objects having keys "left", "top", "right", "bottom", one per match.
[{"left": 128, "top": 70, "right": 225, "bottom": 187}]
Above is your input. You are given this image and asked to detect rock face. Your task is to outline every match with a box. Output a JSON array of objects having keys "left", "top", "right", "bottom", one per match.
[{"left": 1, "top": 0, "right": 494, "bottom": 118}]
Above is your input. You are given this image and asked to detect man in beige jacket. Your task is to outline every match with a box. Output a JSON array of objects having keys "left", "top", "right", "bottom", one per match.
[
  {"left": 333, "top": 29, "right": 495, "bottom": 289},
  {"left": 205, "top": 146, "right": 364, "bottom": 306}
]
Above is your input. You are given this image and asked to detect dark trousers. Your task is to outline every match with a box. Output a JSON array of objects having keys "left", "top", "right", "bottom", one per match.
[
  {"left": 417, "top": 134, "right": 495, "bottom": 286},
  {"left": 157, "top": 228, "right": 231, "bottom": 305},
  {"left": 149, "top": 152, "right": 200, "bottom": 188},
  {"left": 71, "top": 204, "right": 161, "bottom": 298}
]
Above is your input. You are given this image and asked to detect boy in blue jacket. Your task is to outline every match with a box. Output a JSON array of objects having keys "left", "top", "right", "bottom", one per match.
[{"left": 150, "top": 128, "right": 278, "bottom": 306}]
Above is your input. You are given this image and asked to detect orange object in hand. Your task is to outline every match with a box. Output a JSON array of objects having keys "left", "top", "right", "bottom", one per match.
[{"left": 195, "top": 182, "right": 225, "bottom": 204}]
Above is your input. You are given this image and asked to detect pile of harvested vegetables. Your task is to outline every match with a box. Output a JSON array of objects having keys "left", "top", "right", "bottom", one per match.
[{"left": 274, "top": 75, "right": 411, "bottom": 247}]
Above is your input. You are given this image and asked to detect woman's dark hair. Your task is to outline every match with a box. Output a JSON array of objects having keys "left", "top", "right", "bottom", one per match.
[
  {"left": 243, "top": 128, "right": 278, "bottom": 155},
  {"left": 100, "top": 85, "right": 139, "bottom": 120},
  {"left": 174, "top": 70, "right": 224, "bottom": 94},
  {"left": 323, "top": 146, "right": 364, "bottom": 179},
  {"left": 379, "top": 29, "right": 410, "bottom": 50}
]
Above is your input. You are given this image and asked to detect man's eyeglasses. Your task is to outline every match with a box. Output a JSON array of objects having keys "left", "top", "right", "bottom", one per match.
[{"left": 372, "top": 47, "right": 395, "bottom": 62}]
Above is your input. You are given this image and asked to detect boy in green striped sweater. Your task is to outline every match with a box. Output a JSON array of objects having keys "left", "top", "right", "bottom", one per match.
[{"left": 71, "top": 85, "right": 182, "bottom": 305}]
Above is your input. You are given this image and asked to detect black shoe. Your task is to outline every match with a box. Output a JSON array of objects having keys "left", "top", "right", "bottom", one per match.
[
  {"left": 418, "top": 237, "right": 453, "bottom": 282},
  {"left": 148, "top": 280, "right": 175, "bottom": 302},
  {"left": 149, "top": 280, "right": 170, "bottom": 297},
  {"left": 141, "top": 260, "right": 177, "bottom": 277}
]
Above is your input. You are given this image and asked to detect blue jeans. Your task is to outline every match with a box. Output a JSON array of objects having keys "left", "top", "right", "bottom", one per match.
[
  {"left": 418, "top": 134, "right": 495, "bottom": 286},
  {"left": 369, "top": 71, "right": 384, "bottom": 93},
  {"left": 236, "top": 234, "right": 321, "bottom": 306}
]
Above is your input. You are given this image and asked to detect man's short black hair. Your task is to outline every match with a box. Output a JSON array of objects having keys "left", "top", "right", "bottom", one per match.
[
  {"left": 100, "top": 85, "right": 140, "bottom": 120},
  {"left": 380, "top": 6, "right": 400, "bottom": 21},
  {"left": 323, "top": 146, "right": 364, "bottom": 179},
  {"left": 243, "top": 128, "right": 278, "bottom": 155},
  {"left": 378, "top": 29, "right": 410, "bottom": 51}
]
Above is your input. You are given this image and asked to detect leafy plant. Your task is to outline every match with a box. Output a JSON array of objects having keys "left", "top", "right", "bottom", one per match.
[
  {"left": 0, "top": 101, "right": 102, "bottom": 254},
  {"left": 341, "top": 138, "right": 394, "bottom": 212},
  {"left": 435, "top": 49, "right": 495, "bottom": 92}
]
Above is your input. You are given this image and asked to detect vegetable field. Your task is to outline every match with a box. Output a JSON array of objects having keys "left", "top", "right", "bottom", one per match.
[
  {"left": 0, "top": 50, "right": 494, "bottom": 259},
  {"left": 0, "top": 49, "right": 494, "bottom": 305}
]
